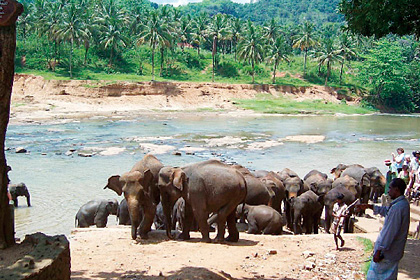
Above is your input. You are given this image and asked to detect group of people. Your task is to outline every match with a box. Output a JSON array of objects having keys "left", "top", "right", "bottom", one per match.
[{"left": 388, "top": 148, "right": 420, "bottom": 201}]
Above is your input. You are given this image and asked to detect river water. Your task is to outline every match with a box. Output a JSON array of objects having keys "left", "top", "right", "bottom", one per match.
[{"left": 5, "top": 113, "right": 420, "bottom": 238}]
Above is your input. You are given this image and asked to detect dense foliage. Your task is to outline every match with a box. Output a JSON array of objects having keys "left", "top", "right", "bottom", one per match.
[{"left": 14, "top": 0, "right": 420, "bottom": 113}]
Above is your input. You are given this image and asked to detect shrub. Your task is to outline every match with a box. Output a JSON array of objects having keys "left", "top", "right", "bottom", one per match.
[{"left": 217, "top": 61, "right": 239, "bottom": 77}]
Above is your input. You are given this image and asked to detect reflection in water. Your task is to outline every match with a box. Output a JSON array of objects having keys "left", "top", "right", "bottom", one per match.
[{"left": 5, "top": 114, "right": 420, "bottom": 238}]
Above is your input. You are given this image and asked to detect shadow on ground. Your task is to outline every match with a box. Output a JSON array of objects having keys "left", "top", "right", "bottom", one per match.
[
  {"left": 71, "top": 266, "right": 299, "bottom": 280},
  {"left": 399, "top": 239, "right": 420, "bottom": 279}
]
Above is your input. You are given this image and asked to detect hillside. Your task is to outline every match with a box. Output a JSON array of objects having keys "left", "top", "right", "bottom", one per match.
[{"left": 178, "top": 0, "right": 344, "bottom": 25}]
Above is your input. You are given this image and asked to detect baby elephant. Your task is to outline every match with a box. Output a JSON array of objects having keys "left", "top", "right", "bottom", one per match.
[
  {"left": 75, "top": 199, "right": 119, "bottom": 228},
  {"left": 8, "top": 183, "right": 31, "bottom": 207},
  {"left": 237, "top": 204, "right": 283, "bottom": 235}
]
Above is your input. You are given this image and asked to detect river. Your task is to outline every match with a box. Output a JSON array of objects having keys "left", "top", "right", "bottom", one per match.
[{"left": 5, "top": 113, "right": 420, "bottom": 238}]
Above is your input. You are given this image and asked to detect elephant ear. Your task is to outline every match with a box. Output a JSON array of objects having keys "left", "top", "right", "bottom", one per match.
[
  {"left": 140, "top": 169, "right": 154, "bottom": 193},
  {"left": 104, "top": 175, "right": 123, "bottom": 196},
  {"left": 171, "top": 169, "right": 187, "bottom": 191}
]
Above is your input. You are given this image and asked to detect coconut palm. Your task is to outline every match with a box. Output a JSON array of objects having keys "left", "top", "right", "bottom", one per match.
[
  {"left": 266, "top": 36, "right": 290, "bottom": 84},
  {"left": 264, "top": 18, "right": 280, "bottom": 42},
  {"left": 229, "top": 17, "right": 242, "bottom": 61},
  {"left": 207, "top": 14, "right": 228, "bottom": 82},
  {"left": 314, "top": 37, "right": 342, "bottom": 86},
  {"left": 337, "top": 32, "right": 357, "bottom": 84},
  {"left": 191, "top": 12, "right": 208, "bottom": 56},
  {"left": 292, "top": 21, "right": 318, "bottom": 73},
  {"left": 238, "top": 21, "right": 265, "bottom": 84},
  {"left": 138, "top": 10, "right": 172, "bottom": 80}
]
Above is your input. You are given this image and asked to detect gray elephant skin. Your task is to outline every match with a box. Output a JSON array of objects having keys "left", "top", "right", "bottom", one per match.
[
  {"left": 8, "top": 183, "right": 31, "bottom": 207},
  {"left": 237, "top": 204, "right": 283, "bottom": 235},
  {"left": 304, "top": 172, "right": 333, "bottom": 196},
  {"left": 75, "top": 198, "right": 119, "bottom": 228},
  {"left": 282, "top": 172, "right": 308, "bottom": 230},
  {"left": 104, "top": 154, "right": 164, "bottom": 240},
  {"left": 291, "top": 190, "right": 323, "bottom": 234},
  {"left": 323, "top": 186, "right": 356, "bottom": 233},
  {"left": 158, "top": 159, "right": 247, "bottom": 243}
]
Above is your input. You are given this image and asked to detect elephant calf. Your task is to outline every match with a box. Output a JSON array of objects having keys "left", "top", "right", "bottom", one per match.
[
  {"left": 237, "top": 204, "right": 283, "bottom": 235},
  {"left": 76, "top": 199, "right": 119, "bottom": 228},
  {"left": 8, "top": 183, "right": 31, "bottom": 207}
]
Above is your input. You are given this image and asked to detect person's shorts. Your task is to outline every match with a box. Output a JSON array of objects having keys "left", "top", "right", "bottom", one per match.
[{"left": 367, "top": 258, "right": 398, "bottom": 280}]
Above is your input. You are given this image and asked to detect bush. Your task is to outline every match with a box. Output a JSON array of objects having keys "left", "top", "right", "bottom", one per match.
[
  {"left": 217, "top": 61, "right": 239, "bottom": 77},
  {"left": 242, "top": 64, "right": 267, "bottom": 76},
  {"left": 178, "top": 51, "right": 204, "bottom": 70}
]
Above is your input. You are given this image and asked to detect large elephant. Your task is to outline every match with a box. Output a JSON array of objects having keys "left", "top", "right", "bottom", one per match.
[
  {"left": 283, "top": 174, "right": 308, "bottom": 230},
  {"left": 8, "top": 183, "right": 31, "bottom": 207},
  {"left": 323, "top": 186, "right": 356, "bottom": 233},
  {"left": 340, "top": 165, "right": 370, "bottom": 204},
  {"left": 104, "top": 154, "right": 164, "bottom": 240},
  {"left": 332, "top": 175, "right": 361, "bottom": 198},
  {"left": 304, "top": 169, "right": 328, "bottom": 181},
  {"left": 304, "top": 173, "right": 333, "bottom": 196},
  {"left": 234, "top": 166, "right": 284, "bottom": 214},
  {"left": 158, "top": 159, "right": 247, "bottom": 243},
  {"left": 75, "top": 199, "right": 119, "bottom": 228},
  {"left": 236, "top": 204, "right": 283, "bottom": 235},
  {"left": 364, "top": 167, "right": 386, "bottom": 202},
  {"left": 291, "top": 190, "right": 323, "bottom": 234}
]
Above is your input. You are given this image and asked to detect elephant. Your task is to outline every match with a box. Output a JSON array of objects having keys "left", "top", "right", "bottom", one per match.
[
  {"left": 75, "top": 198, "right": 119, "bottom": 228},
  {"left": 158, "top": 159, "right": 247, "bottom": 243},
  {"left": 236, "top": 204, "right": 283, "bottom": 235},
  {"left": 304, "top": 169, "right": 328, "bottom": 181},
  {"left": 332, "top": 175, "right": 361, "bottom": 198},
  {"left": 290, "top": 190, "right": 323, "bottom": 234},
  {"left": 276, "top": 168, "right": 300, "bottom": 182},
  {"left": 8, "top": 183, "right": 31, "bottom": 207},
  {"left": 340, "top": 165, "right": 371, "bottom": 205},
  {"left": 172, "top": 197, "right": 199, "bottom": 232},
  {"left": 283, "top": 174, "right": 308, "bottom": 230},
  {"left": 117, "top": 198, "right": 131, "bottom": 225},
  {"left": 364, "top": 167, "right": 386, "bottom": 203},
  {"left": 154, "top": 202, "right": 166, "bottom": 230},
  {"left": 304, "top": 173, "right": 333, "bottom": 196},
  {"left": 233, "top": 165, "right": 284, "bottom": 214},
  {"left": 323, "top": 186, "right": 356, "bottom": 233},
  {"left": 330, "top": 164, "right": 364, "bottom": 179},
  {"left": 104, "top": 154, "right": 164, "bottom": 240}
]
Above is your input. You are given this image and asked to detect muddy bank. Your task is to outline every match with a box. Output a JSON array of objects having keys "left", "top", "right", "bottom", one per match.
[{"left": 10, "top": 74, "right": 351, "bottom": 123}]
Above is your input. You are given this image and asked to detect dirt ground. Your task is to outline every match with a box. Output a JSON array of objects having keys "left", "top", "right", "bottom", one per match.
[{"left": 70, "top": 227, "right": 366, "bottom": 280}]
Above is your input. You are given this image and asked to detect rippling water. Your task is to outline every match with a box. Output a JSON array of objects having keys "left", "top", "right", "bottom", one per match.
[{"left": 5, "top": 113, "right": 420, "bottom": 238}]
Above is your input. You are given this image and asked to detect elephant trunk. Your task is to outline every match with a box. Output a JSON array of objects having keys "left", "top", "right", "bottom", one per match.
[
  {"left": 25, "top": 194, "right": 31, "bottom": 207},
  {"left": 161, "top": 194, "right": 174, "bottom": 239},
  {"left": 127, "top": 198, "right": 141, "bottom": 240}
]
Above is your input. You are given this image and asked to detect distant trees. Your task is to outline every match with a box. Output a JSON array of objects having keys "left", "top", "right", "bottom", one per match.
[{"left": 292, "top": 21, "right": 318, "bottom": 73}]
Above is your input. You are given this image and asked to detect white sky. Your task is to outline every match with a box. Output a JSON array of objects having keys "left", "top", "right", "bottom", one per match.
[{"left": 151, "top": 0, "right": 252, "bottom": 7}]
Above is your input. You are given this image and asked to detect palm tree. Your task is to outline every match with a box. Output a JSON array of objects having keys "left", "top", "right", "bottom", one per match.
[
  {"left": 238, "top": 21, "right": 265, "bottom": 84},
  {"left": 263, "top": 18, "right": 280, "bottom": 42},
  {"left": 314, "top": 37, "right": 342, "bottom": 86},
  {"left": 179, "top": 15, "right": 192, "bottom": 51},
  {"left": 95, "top": 0, "right": 130, "bottom": 67},
  {"left": 292, "top": 21, "right": 318, "bottom": 73},
  {"left": 191, "top": 13, "right": 208, "bottom": 56},
  {"left": 138, "top": 10, "right": 171, "bottom": 80},
  {"left": 229, "top": 17, "right": 242, "bottom": 61},
  {"left": 56, "top": 3, "right": 87, "bottom": 78},
  {"left": 337, "top": 33, "right": 357, "bottom": 84},
  {"left": 266, "top": 36, "right": 290, "bottom": 84},
  {"left": 207, "top": 14, "right": 228, "bottom": 82}
]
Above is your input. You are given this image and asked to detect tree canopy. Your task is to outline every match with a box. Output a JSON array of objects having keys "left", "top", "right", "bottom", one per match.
[{"left": 339, "top": 0, "right": 420, "bottom": 39}]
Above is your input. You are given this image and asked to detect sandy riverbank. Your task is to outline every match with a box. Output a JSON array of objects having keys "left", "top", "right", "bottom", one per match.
[{"left": 10, "top": 74, "right": 349, "bottom": 124}]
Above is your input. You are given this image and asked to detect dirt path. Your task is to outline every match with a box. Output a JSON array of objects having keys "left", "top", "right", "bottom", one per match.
[{"left": 70, "top": 227, "right": 366, "bottom": 280}]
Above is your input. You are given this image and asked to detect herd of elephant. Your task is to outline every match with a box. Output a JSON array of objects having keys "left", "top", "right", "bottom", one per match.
[{"left": 75, "top": 154, "right": 386, "bottom": 243}]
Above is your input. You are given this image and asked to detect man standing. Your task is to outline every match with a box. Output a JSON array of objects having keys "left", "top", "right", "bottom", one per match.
[{"left": 356, "top": 178, "right": 410, "bottom": 280}]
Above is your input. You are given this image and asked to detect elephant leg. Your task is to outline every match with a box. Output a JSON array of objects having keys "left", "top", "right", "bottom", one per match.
[
  {"left": 178, "top": 203, "right": 192, "bottom": 240},
  {"left": 25, "top": 194, "right": 31, "bottom": 207},
  {"left": 324, "top": 206, "right": 331, "bottom": 233},
  {"left": 285, "top": 202, "right": 292, "bottom": 229},
  {"left": 139, "top": 202, "right": 156, "bottom": 239},
  {"left": 194, "top": 210, "right": 211, "bottom": 243},
  {"left": 225, "top": 210, "right": 239, "bottom": 242},
  {"left": 246, "top": 217, "right": 260, "bottom": 234},
  {"left": 13, "top": 198, "right": 18, "bottom": 207},
  {"left": 313, "top": 214, "right": 320, "bottom": 234},
  {"left": 305, "top": 217, "right": 313, "bottom": 234}
]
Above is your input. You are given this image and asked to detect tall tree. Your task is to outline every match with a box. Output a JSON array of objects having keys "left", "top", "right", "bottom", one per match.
[
  {"left": 191, "top": 12, "right": 208, "bottom": 56},
  {"left": 207, "top": 14, "right": 228, "bottom": 82},
  {"left": 314, "top": 37, "right": 342, "bottom": 86},
  {"left": 266, "top": 36, "right": 290, "bottom": 84},
  {"left": 337, "top": 32, "right": 357, "bottom": 84},
  {"left": 238, "top": 21, "right": 265, "bottom": 84},
  {"left": 229, "top": 17, "right": 242, "bottom": 61},
  {"left": 138, "top": 10, "right": 171, "bottom": 80},
  {"left": 292, "top": 21, "right": 318, "bottom": 73}
]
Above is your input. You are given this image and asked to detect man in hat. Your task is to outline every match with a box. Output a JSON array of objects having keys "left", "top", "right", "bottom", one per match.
[
  {"left": 332, "top": 193, "right": 349, "bottom": 250},
  {"left": 356, "top": 178, "right": 410, "bottom": 280}
]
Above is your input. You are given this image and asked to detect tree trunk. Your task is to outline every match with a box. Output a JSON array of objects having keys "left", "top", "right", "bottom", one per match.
[
  {"left": 325, "top": 61, "right": 330, "bottom": 86},
  {"left": 160, "top": 47, "right": 164, "bottom": 77},
  {"left": 272, "top": 61, "right": 278, "bottom": 84},
  {"left": 151, "top": 43, "right": 155, "bottom": 81},
  {"left": 212, "top": 36, "right": 217, "bottom": 83},
  {"left": 69, "top": 37, "right": 73, "bottom": 78},
  {"left": 252, "top": 60, "right": 255, "bottom": 84},
  {"left": 340, "top": 61, "right": 344, "bottom": 84},
  {"left": 303, "top": 48, "right": 308, "bottom": 73},
  {"left": 0, "top": 24, "right": 17, "bottom": 249}
]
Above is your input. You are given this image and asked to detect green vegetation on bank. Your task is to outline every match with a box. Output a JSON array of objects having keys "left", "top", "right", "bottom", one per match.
[
  {"left": 357, "top": 237, "right": 374, "bottom": 276},
  {"left": 15, "top": 0, "right": 420, "bottom": 113},
  {"left": 234, "top": 94, "right": 376, "bottom": 115}
]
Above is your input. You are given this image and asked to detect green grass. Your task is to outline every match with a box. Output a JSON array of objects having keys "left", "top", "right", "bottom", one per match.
[
  {"left": 357, "top": 237, "right": 374, "bottom": 276},
  {"left": 234, "top": 94, "right": 377, "bottom": 115}
]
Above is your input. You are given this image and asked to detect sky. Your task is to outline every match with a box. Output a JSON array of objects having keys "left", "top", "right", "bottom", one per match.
[{"left": 151, "top": 0, "right": 252, "bottom": 7}]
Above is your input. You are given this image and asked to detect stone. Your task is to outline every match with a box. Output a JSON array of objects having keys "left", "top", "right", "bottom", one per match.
[
  {"left": 267, "top": 249, "right": 277, "bottom": 255},
  {"left": 78, "top": 152, "right": 93, "bottom": 157},
  {"left": 303, "top": 250, "right": 315, "bottom": 258},
  {"left": 324, "top": 253, "right": 336, "bottom": 260},
  {"left": 15, "top": 147, "right": 27, "bottom": 153},
  {"left": 172, "top": 151, "right": 182, "bottom": 156},
  {"left": 65, "top": 151, "right": 73, "bottom": 156},
  {"left": 304, "top": 262, "right": 316, "bottom": 270}
]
